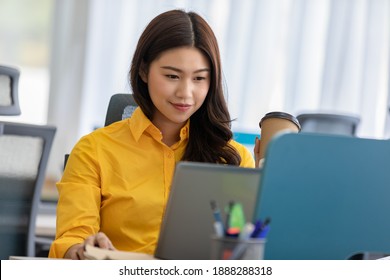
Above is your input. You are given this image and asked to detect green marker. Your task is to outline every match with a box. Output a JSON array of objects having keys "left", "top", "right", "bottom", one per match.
[{"left": 228, "top": 202, "right": 246, "bottom": 231}]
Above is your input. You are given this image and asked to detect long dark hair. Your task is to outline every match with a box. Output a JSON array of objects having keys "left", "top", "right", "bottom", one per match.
[{"left": 130, "top": 9, "right": 241, "bottom": 165}]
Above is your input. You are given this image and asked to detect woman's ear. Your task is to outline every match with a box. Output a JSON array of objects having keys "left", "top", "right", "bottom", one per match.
[{"left": 139, "top": 62, "right": 148, "bottom": 83}]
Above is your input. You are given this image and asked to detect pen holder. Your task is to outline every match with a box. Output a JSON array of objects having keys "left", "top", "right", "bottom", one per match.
[{"left": 210, "top": 236, "right": 266, "bottom": 260}]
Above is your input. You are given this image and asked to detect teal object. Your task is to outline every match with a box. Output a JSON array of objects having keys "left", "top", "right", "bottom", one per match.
[
  {"left": 254, "top": 132, "right": 390, "bottom": 260},
  {"left": 233, "top": 132, "right": 259, "bottom": 145}
]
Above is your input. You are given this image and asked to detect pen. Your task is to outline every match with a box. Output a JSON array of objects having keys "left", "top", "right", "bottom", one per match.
[
  {"left": 258, "top": 224, "right": 270, "bottom": 238},
  {"left": 239, "top": 222, "right": 255, "bottom": 240},
  {"left": 251, "top": 217, "right": 271, "bottom": 238},
  {"left": 258, "top": 217, "right": 271, "bottom": 238},
  {"left": 210, "top": 200, "right": 225, "bottom": 237},
  {"left": 250, "top": 220, "right": 262, "bottom": 238}
]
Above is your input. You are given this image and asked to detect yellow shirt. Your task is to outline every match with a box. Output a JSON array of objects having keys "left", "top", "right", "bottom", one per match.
[{"left": 49, "top": 107, "right": 255, "bottom": 258}]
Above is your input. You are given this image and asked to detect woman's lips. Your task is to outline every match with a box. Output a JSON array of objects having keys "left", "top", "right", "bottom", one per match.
[{"left": 171, "top": 103, "right": 191, "bottom": 112}]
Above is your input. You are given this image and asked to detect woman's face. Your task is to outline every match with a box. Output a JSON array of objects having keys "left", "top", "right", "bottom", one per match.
[{"left": 142, "top": 46, "right": 211, "bottom": 129}]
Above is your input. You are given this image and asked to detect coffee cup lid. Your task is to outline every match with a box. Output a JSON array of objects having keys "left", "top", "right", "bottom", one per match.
[{"left": 259, "top": 111, "right": 301, "bottom": 131}]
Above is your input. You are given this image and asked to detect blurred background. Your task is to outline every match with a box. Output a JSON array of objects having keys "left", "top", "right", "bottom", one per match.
[{"left": 1, "top": 0, "right": 389, "bottom": 201}]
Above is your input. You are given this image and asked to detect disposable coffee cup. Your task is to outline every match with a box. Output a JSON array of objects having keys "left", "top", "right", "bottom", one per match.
[
  {"left": 210, "top": 236, "right": 266, "bottom": 260},
  {"left": 259, "top": 112, "right": 301, "bottom": 160}
]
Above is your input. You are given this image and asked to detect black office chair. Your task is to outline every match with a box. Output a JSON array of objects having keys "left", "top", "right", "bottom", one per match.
[
  {"left": 0, "top": 121, "right": 56, "bottom": 259},
  {"left": 296, "top": 112, "right": 360, "bottom": 136},
  {"left": 104, "top": 93, "right": 138, "bottom": 126},
  {"left": 64, "top": 93, "right": 138, "bottom": 169},
  {"left": 0, "top": 65, "right": 21, "bottom": 115}
]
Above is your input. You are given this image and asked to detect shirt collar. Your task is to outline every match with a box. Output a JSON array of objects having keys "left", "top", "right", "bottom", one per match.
[{"left": 129, "top": 107, "right": 190, "bottom": 143}]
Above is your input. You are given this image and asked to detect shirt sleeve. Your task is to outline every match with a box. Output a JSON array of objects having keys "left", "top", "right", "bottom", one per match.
[{"left": 49, "top": 134, "right": 102, "bottom": 258}]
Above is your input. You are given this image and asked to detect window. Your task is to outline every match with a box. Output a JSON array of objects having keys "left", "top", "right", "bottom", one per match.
[{"left": 0, "top": 0, "right": 53, "bottom": 125}]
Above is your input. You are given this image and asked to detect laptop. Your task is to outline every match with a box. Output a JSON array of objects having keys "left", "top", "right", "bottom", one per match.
[{"left": 154, "top": 161, "right": 262, "bottom": 260}]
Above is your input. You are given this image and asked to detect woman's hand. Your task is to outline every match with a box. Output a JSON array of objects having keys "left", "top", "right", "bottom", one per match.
[
  {"left": 64, "top": 232, "right": 116, "bottom": 260},
  {"left": 254, "top": 136, "right": 261, "bottom": 168}
]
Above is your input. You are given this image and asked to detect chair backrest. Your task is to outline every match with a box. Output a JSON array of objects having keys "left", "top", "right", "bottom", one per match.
[
  {"left": 0, "top": 65, "right": 21, "bottom": 116},
  {"left": 104, "top": 93, "right": 138, "bottom": 126},
  {"left": 254, "top": 133, "right": 390, "bottom": 259},
  {"left": 296, "top": 112, "right": 360, "bottom": 136},
  {"left": 0, "top": 121, "right": 56, "bottom": 259}
]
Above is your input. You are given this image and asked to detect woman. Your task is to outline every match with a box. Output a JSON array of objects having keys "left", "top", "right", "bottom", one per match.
[{"left": 49, "top": 9, "right": 255, "bottom": 259}]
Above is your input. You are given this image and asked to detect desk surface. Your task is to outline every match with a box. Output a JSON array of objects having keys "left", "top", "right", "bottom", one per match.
[{"left": 9, "top": 256, "right": 55, "bottom": 260}]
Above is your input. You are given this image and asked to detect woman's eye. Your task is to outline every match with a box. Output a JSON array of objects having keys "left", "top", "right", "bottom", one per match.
[
  {"left": 194, "top": 76, "right": 206, "bottom": 81},
  {"left": 166, "top": 74, "right": 179, "bottom": 79}
]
